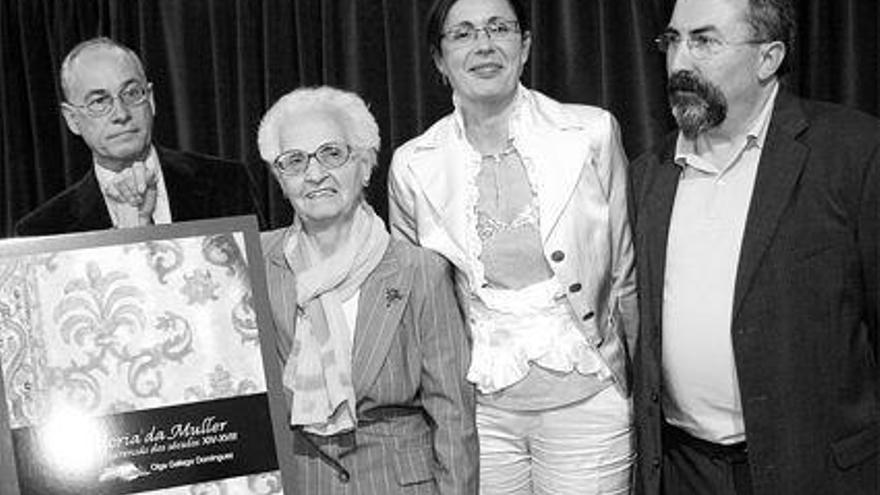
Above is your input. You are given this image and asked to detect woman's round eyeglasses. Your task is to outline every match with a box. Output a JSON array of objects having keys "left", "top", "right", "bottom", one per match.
[{"left": 273, "top": 142, "right": 352, "bottom": 176}]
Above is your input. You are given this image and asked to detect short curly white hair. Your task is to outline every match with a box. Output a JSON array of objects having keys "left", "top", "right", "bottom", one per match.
[{"left": 257, "top": 86, "right": 380, "bottom": 169}]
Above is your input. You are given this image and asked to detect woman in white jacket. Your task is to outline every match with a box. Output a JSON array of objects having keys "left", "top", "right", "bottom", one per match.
[{"left": 387, "top": 0, "right": 638, "bottom": 493}]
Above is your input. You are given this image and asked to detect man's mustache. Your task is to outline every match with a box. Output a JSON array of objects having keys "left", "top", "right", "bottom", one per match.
[{"left": 668, "top": 71, "right": 713, "bottom": 97}]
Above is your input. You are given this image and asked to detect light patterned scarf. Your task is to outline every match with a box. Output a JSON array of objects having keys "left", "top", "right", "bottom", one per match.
[{"left": 282, "top": 204, "right": 389, "bottom": 435}]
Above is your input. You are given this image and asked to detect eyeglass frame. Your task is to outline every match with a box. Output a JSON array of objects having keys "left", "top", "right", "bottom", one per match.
[
  {"left": 653, "top": 31, "right": 768, "bottom": 60},
  {"left": 441, "top": 19, "right": 521, "bottom": 46},
  {"left": 272, "top": 141, "right": 358, "bottom": 177},
  {"left": 65, "top": 81, "right": 153, "bottom": 118}
]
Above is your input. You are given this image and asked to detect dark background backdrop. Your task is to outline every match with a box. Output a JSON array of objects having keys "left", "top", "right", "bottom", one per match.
[{"left": 1, "top": 0, "right": 878, "bottom": 237}]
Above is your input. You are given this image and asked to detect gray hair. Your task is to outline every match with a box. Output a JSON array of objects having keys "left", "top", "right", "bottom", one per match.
[
  {"left": 257, "top": 86, "right": 380, "bottom": 169},
  {"left": 60, "top": 37, "right": 146, "bottom": 101},
  {"left": 745, "top": 0, "right": 796, "bottom": 75}
]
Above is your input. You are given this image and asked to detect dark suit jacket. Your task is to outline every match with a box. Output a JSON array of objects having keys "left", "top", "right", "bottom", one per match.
[
  {"left": 14, "top": 146, "right": 263, "bottom": 235},
  {"left": 629, "top": 91, "right": 880, "bottom": 495},
  {"left": 261, "top": 233, "right": 478, "bottom": 495}
]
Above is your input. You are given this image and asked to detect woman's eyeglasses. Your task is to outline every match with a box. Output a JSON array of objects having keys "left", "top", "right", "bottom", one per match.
[
  {"left": 442, "top": 19, "right": 520, "bottom": 46},
  {"left": 273, "top": 142, "right": 352, "bottom": 176}
]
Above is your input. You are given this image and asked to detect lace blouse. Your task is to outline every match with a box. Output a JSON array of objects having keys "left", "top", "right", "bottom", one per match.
[{"left": 465, "top": 142, "right": 611, "bottom": 403}]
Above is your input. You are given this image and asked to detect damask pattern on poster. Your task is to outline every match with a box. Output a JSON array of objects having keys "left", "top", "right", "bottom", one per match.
[{"left": 0, "top": 232, "right": 281, "bottom": 495}]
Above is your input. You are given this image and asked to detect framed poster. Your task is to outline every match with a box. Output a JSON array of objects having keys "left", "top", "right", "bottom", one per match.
[{"left": 0, "top": 216, "right": 292, "bottom": 495}]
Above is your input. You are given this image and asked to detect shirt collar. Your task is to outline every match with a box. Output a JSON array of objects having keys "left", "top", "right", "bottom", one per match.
[
  {"left": 674, "top": 81, "right": 779, "bottom": 170},
  {"left": 93, "top": 145, "right": 159, "bottom": 187}
]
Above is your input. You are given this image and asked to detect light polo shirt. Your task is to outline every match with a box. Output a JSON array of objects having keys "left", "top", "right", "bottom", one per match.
[
  {"left": 94, "top": 146, "right": 171, "bottom": 228},
  {"left": 662, "top": 82, "right": 778, "bottom": 444}
]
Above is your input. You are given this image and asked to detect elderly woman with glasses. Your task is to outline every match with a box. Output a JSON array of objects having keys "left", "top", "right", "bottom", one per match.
[
  {"left": 258, "top": 86, "right": 477, "bottom": 494},
  {"left": 387, "top": 0, "right": 637, "bottom": 493}
]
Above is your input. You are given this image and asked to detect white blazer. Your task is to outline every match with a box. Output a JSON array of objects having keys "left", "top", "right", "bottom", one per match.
[{"left": 387, "top": 87, "right": 638, "bottom": 394}]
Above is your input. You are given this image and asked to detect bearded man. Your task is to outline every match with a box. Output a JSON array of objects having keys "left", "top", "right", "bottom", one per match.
[{"left": 628, "top": 0, "right": 880, "bottom": 494}]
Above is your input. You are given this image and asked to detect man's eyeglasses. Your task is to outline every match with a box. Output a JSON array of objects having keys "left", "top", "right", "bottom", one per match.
[
  {"left": 273, "top": 142, "right": 353, "bottom": 176},
  {"left": 654, "top": 32, "right": 767, "bottom": 60},
  {"left": 442, "top": 19, "right": 521, "bottom": 46},
  {"left": 67, "top": 81, "right": 152, "bottom": 118}
]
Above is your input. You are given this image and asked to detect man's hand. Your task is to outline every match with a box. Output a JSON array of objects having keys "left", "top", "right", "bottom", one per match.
[
  {"left": 102, "top": 162, "right": 158, "bottom": 226},
  {"left": 103, "top": 162, "right": 157, "bottom": 205},
  {"left": 136, "top": 186, "right": 158, "bottom": 225}
]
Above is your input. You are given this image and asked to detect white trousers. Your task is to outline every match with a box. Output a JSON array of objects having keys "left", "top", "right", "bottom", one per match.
[{"left": 477, "top": 385, "right": 634, "bottom": 494}]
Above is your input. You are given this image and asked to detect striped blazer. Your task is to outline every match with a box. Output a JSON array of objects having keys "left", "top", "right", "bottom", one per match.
[{"left": 262, "top": 231, "right": 478, "bottom": 494}]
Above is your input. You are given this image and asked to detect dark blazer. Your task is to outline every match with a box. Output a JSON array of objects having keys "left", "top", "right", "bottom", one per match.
[
  {"left": 629, "top": 91, "right": 880, "bottom": 495},
  {"left": 261, "top": 232, "right": 478, "bottom": 495},
  {"left": 14, "top": 146, "right": 263, "bottom": 235}
]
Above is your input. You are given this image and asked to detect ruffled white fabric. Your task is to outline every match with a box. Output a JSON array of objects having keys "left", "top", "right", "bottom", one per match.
[{"left": 467, "top": 278, "right": 611, "bottom": 394}]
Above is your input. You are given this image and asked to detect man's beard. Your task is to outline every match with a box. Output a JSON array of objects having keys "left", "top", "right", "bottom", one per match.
[{"left": 668, "top": 71, "right": 727, "bottom": 139}]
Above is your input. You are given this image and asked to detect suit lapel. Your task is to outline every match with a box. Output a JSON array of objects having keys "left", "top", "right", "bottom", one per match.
[
  {"left": 407, "top": 118, "right": 588, "bottom": 253},
  {"left": 69, "top": 170, "right": 114, "bottom": 232},
  {"left": 351, "top": 244, "right": 413, "bottom": 395},
  {"left": 406, "top": 130, "right": 470, "bottom": 266},
  {"left": 157, "top": 147, "right": 209, "bottom": 222},
  {"left": 264, "top": 235, "right": 297, "bottom": 356},
  {"left": 265, "top": 240, "right": 297, "bottom": 405},
  {"left": 529, "top": 128, "right": 590, "bottom": 242},
  {"left": 642, "top": 147, "right": 682, "bottom": 328},
  {"left": 732, "top": 93, "right": 809, "bottom": 319}
]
